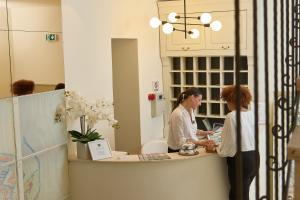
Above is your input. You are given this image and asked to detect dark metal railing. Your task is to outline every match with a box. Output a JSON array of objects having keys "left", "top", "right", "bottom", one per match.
[
  {"left": 234, "top": 1, "right": 244, "bottom": 200},
  {"left": 234, "top": 0, "right": 300, "bottom": 199}
]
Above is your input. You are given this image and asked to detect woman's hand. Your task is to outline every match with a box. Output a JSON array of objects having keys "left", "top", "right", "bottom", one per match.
[
  {"left": 197, "top": 130, "right": 214, "bottom": 137},
  {"left": 205, "top": 143, "right": 217, "bottom": 152},
  {"left": 199, "top": 139, "right": 215, "bottom": 147}
]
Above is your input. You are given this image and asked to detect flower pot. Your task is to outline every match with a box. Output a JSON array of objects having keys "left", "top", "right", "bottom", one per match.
[{"left": 76, "top": 142, "right": 91, "bottom": 160}]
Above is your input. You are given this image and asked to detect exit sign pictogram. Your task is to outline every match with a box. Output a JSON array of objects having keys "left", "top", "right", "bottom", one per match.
[{"left": 46, "top": 33, "right": 57, "bottom": 41}]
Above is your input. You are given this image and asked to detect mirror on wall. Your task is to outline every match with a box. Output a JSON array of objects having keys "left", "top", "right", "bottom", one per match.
[
  {"left": 1, "top": 1, "right": 68, "bottom": 198},
  {"left": 0, "top": 0, "right": 65, "bottom": 98},
  {"left": 0, "top": 0, "right": 13, "bottom": 98}
]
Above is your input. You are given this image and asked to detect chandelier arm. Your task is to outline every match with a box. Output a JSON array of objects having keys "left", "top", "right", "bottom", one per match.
[
  {"left": 170, "top": 22, "right": 208, "bottom": 27},
  {"left": 173, "top": 28, "right": 186, "bottom": 32},
  {"left": 173, "top": 28, "right": 194, "bottom": 35},
  {"left": 176, "top": 16, "right": 200, "bottom": 19}
]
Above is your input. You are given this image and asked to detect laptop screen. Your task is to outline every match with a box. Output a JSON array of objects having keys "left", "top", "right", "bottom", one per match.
[{"left": 202, "top": 118, "right": 212, "bottom": 131}]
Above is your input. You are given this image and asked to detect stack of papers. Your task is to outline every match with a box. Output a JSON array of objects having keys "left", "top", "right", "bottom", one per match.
[
  {"left": 202, "top": 119, "right": 223, "bottom": 145},
  {"left": 138, "top": 153, "right": 171, "bottom": 161},
  {"left": 208, "top": 127, "right": 223, "bottom": 144}
]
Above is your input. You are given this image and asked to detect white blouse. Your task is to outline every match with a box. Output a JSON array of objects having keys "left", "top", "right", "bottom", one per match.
[
  {"left": 217, "top": 110, "right": 255, "bottom": 157},
  {"left": 168, "top": 104, "right": 198, "bottom": 150}
]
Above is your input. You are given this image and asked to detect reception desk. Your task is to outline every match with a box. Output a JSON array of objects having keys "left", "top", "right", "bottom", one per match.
[{"left": 69, "top": 148, "right": 229, "bottom": 200}]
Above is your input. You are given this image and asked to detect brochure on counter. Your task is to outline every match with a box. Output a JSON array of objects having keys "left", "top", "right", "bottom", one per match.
[
  {"left": 88, "top": 139, "right": 112, "bottom": 160},
  {"left": 202, "top": 119, "right": 223, "bottom": 145},
  {"left": 208, "top": 126, "right": 223, "bottom": 145}
]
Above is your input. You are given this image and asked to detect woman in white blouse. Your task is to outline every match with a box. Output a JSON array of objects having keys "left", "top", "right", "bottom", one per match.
[
  {"left": 206, "top": 85, "right": 259, "bottom": 200},
  {"left": 168, "top": 87, "right": 214, "bottom": 152}
]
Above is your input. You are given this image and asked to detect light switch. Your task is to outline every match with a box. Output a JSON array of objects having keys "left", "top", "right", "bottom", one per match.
[{"left": 151, "top": 92, "right": 165, "bottom": 117}]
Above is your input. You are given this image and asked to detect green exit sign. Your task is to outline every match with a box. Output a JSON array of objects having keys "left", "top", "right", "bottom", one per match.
[{"left": 46, "top": 33, "right": 57, "bottom": 41}]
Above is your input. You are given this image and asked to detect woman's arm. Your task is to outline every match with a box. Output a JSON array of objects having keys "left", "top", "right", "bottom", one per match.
[
  {"left": 215, "top": 115, "right": 236, "bottom": 157},
  {"left": 197, "top": 130, "right": 214, "bottom": 137},
  {"left": 170, "top": 114, "right": 187, "bottom": 147}
]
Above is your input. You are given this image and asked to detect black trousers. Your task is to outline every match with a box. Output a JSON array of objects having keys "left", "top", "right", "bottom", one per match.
[
  {"left": 227, "top": 150, "right": 260, "bottom": 200},
  {"left": 168, "top": 147, "right": 179, "bottom": 153}
]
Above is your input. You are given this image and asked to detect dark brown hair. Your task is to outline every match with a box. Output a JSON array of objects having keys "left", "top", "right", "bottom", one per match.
[
  {"left": 221, "top": 85, "right": 252, "bottom": 108},
  {"left": 55, "top": 83, "right": 65, "bottom": 90},
  {"left": 173, "top": 87, "right": 202, "bottom": 111},
  {"left": 12, "top": 79, "right": 35, "bottom": 96}
]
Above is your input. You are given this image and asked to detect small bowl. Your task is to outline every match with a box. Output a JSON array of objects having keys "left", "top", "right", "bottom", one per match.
[{"left": 181, "top": 143, "right": 196, "bottom": 150}]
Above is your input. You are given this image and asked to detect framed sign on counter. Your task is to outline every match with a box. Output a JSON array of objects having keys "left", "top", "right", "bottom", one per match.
[{"left": 88, "top": 139, "right": 112, "bottom": 160}]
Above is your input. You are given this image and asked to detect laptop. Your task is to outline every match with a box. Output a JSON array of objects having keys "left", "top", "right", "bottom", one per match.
[{"left": 202, "top": 118, "right": 212, "bottom": 131}]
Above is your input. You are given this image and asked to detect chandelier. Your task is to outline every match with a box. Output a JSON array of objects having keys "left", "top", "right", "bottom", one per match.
[{"left": 149, "top": 0, "right": 222, "bottom": 39}]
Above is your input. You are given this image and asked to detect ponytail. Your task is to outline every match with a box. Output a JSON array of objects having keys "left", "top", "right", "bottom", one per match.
[
  {"left": 172, "top": 87, "right": 201, "bottom": 111},
  {"left": 173, "top": 92, "right": 185, "bottom": 111}
]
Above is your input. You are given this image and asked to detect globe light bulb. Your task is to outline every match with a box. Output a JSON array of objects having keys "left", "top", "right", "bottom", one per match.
[
  {"left": 162, "top": 23, "right": 174, "bottom": 34},
  {"left": 189, "top": 29, "right": 200, "bottom": 39},
  {"left": 211, "top": 20, "right": 222, "bottom": 31},
  {"left": 149, "top": 17, "right": 162, "bottom": 29},
  {"left": 168, "top": 12, "right": 178, "bottom": 23},
  {"left": 200, "top": 13, "right": 212, "bottom": 24}
]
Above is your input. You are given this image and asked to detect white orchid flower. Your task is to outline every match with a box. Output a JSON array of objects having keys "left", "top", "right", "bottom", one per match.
[{"left": 55, "top": 90, "right": 119, "bottom": 135}]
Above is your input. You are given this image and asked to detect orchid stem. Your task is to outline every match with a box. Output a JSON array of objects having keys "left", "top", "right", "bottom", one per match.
[{"left": 80, "top": 115, "right": 85, "bottom": 135}]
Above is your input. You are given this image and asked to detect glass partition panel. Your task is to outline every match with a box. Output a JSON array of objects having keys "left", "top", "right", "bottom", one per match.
[
  {"left": 17, "top": 90, "right": 67, "bottom": 157},
  {"left": 22, "top": 146, "right": 68, "bottom": 200},
  {"left": 7, "top": 0, "right": 62, "bottom": 31},
  {"left": 0, "top": 0, "right": 13, "bottom": 99},
  {"left": 0, "top": 0, "right": 7, "bottom": 30},
  {"left": 0, "top": 98, "right": 16, "bottom": 164},
  {"left": 1, "top": 0, "right": 68, "bottom": 199},
  {"left": 0, "top": 164, "right": 18, "bottom": 199},
  {"left": 0, "top": 31, "right": 12, "bottom": 99},
  {"left": 0, "top": 1, "right": 18, "bottom": 199}
]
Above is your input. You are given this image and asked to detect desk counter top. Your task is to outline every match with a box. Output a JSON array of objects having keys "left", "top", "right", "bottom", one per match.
[
  {"left": 69, "top": 147, "right": 216, "bottom": 163},
  {"left": 69, "top": 147, "right": 228, "bottom": 200}
]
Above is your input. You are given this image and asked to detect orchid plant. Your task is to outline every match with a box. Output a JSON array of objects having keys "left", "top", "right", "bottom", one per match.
[{"left": 55, "top": 91, "right": 119, "bottom": 143}]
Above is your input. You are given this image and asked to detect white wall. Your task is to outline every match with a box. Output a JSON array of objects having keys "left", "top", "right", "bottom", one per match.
[{"left": 61, "top": 0, "right": 164, "bottom": 149}]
